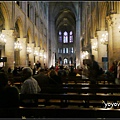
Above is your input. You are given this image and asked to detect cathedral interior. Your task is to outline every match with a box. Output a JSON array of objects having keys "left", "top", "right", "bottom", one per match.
[
  {"left": 1, "top": 1, "right": 120, "bottom": 118},
  {"left": 0, "top": 1, "right": 119, "bottom": 71}
]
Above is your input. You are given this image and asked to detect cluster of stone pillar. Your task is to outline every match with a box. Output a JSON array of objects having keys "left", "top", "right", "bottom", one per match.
[
  {"left": 90, "top": 14, "right": 120, "bottom": 70},
  {"left": 2, "top": 30, "right": 46, "bottom": 71}
]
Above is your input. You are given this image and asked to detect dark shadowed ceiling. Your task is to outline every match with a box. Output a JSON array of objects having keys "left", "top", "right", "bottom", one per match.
[
  {"left": 55, "top": 9, "right": 76, "bottom": 32},
  {"left": 49, "top": 2, "right": 76, "bottom": 32}
]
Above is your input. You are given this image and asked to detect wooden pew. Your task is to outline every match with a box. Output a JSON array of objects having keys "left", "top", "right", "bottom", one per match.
[
  {"left": 13, "top": 81, "right": 120, "bottom": 94},
  {"left": 19, "top": 93, "right": 120, "bottom": 108},
  {"left": 62, "top": 84, "right": 120, "bottom": 88},
  {"left": 13, "top": 80, "right": 116, "bottom": 90},
  {"left": 14, "top": 81, "right": 120, "bottom": 89},
  {"left": 62, "top": 76, "right": 114, "bottom": 84},
  {"left": 40, "top": 86, "right": 120, "bottom": 94},
  {"left": 1, "top": 107, "right": 120, "bottom": 118}
]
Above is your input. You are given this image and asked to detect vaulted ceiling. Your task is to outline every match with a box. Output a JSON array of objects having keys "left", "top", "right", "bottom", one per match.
[
  {"left": 55, "top": 9, "right": 76, "bottom": 32},
  {"left": 49, "top": 2, "right": 77, "bottom": 32}
]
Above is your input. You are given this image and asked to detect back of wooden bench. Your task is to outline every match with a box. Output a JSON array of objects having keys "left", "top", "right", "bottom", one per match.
[
  {"left": 40, "top": 87, "right": 120, "bottom": 94},
  {"left": 1, "top": 107, "right": 120, "bottom": 118},
  {"left": 20, "top": 93, "right": 120, "bottom": 108},
  {"left": 62, "top": 76, "right": 114, "bottom": 84}
]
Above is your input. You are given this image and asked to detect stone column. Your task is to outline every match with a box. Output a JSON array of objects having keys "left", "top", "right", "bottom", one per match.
[
  {"left": 28, "top": 43, "right": 34, "bottom": 69},
  {"left": 43, "top": 51, "right": 46, "bottom": 66},
  {"left": 40, "top": 49, "right": 44, "bottom": 68},
  {"left": 97, "top": 31, "right": 108, "bottom": 69},
  {"left": 76, "top": 17, "right": 81, "bottom": 68},
  {"left": 18, "top": 38, "right": 27, "bottom": 67},
  {"left": 34, "top": 47, "right": 40, "bottom": 64},
  {"left": 49, "top": 18, "right": 55, "bottom": 67},
  {"left": 91, "top": 38, "right": 98, "bottom": 61},
  {"left": 106, "top": 15, "right": 113, "bottom": 68},
  {"left": 110, "top": 14, "right": 120, "bottom": 61},
  {"left": 2, "top": 30, "right": 14, "bottom": 70}
]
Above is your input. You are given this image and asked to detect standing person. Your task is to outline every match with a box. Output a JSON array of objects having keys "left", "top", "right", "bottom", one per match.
[
  {"left": 109, "top": 60, "right": 118, "bottom": 84},
  {"left": 28, "top": 61, "right": 31, "bottom": 68},
  {"left": 109, "top": 61, "right": 116, "bottom": 73},
  {"left": 35, "top": 61, "right": 41, "bottom": 74},
  {"left": 88, "top": 55, "right": 100, "bottom": 84},
  {"left": 8, "top": 67, "right": 12, "bottom": 73},
  {"left": 55, "top": 64, "right": 59, "bottom": 72},
  {"left": 114, "top": 60, "right": 118, "bottom": 79},
  {"left": 58, "top": 65, "right": 66, "bottom": 78},
  {"left": 115, "top": 61, "right": 120, "bottom": 84}
]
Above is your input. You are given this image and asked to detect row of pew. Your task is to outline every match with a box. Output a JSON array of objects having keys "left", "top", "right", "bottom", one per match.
[
  {"left": 1, "top": 75, "right": 119, "bottom": 118},
  {"left": 1, "top": 90, "right": 120, "bottom": 118}
]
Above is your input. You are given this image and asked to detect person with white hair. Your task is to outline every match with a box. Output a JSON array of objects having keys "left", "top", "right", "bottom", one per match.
[{"left": 21, "top": 67, "right": 41, "bottom": 94}]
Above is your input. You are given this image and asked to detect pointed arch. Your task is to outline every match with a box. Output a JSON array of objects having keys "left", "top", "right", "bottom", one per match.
[
  {"left": 34, "top": 34, "right": 38, "bottom": 47},
  {"left": 15, "top": 16, "right": 24, "bottom": 38},
  {"left": 0, "top": 3, "right": 10, "bottom": 29},
  {"left": 27, "top": 27, "right": 32, "bottom": 43}
]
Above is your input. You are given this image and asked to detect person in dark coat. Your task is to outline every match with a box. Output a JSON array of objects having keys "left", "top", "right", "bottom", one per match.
[
  {"left": 0, "top": 72, "right": 20, "bottom": 108},
  {"left": 48, "top": 69, "right": 62, "bottom": 85},
  {"left": 33, "top": 69, "right": 49, "bottom": 88},
  {"left": 88, "top": 55, "right": 100, "bottom": 84}
]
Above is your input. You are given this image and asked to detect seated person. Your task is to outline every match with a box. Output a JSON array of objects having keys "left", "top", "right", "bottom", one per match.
[
  {"left": 20, "top": 67, "right": 41, "bottom": 106},
  {"left": 48, "top": 69, "right": 62, "bottom": 85},
  {"left": 58, "top": 66, "right": 67, "bottom": 78},
  {"left": 0, "top": 72, "right": 19, "bottom": 108},
  {"left": 21, "top": 67, "right": 41, "bottom": 94},
  {"left": 33, "top": 69, "right": 49, "bottom": 88}
]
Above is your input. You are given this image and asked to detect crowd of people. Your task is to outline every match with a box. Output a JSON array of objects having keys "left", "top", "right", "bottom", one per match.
[
  {"left": 0, "top": 60, "right": 82, "bottom": 107},
  {"left": 1, "top": 57, "right": 120, "bottom": 108}
]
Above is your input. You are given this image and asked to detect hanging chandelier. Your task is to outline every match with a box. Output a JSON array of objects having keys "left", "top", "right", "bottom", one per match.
[
  {"left": 100, "top": 32, "right": 108, "bottom": 45},
  {"left": 92, "top": 42, "right": 98, "bottom": 51},
  {"left": 39, "top": 52, "right": 43, "bottom": 57},
  {"left": 81, "top": 51, "right": 89, "bottom": 59},
  {"left": 34, "top": 50, "right": 39, "bottom": 56},
  {"left": 27, "top": 46, "right": 32, "bottom": 54},
  {"left": 0, "top": 33, "right": 6, "bottom": 45},
  {"left": 14, "top": 41, "right": 22, "bottom": 51}
]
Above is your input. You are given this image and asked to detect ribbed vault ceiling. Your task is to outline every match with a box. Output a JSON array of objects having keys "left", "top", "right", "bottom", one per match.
[
  {"left": 55, "top": 9, "right": 76, "bottom": 31},
  {"left": 50, "top": 2, "right": 76, "bottom": 32}
]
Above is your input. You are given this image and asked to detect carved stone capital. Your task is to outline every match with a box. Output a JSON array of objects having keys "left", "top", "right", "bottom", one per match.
[{"left": 106, "top": 14, "right": 120, "bottom": 27}]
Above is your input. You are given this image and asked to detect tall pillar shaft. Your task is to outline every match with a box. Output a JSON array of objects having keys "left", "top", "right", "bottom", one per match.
[
  {"left": 34, "top": 47, "right": 40, "bottom": 65},
  {"left": 28, "top": 43, "right": 34, "bottom": 69},
  {"left": 18, "top": 38, "right": 27, "bottom": 67},
  {"left": 110, "top": 14, "right": 120, "bottom": 60},
  {"left": 91, "top": 38, "right": 98, "bottom": 61},
  {"left": 40, "top": 49, "right": 44, "bottom": 68},
  {"left": 49, "top": 19, "right": 55, "bottom": 67},
  {"left": 106, "top": 15, "right": 113, "bottom": 68},
  {"left": 3, "top": 30, "right": 14, "bottom": 70},
  {"left": 76, "top": 18, "right": 80, "bottom": 68},
  {"left": 97, "top": 31, "right": 108, "bottom": 69}
]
